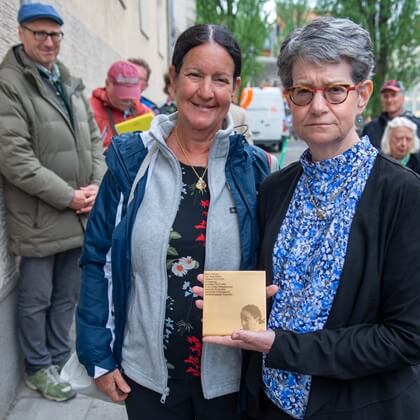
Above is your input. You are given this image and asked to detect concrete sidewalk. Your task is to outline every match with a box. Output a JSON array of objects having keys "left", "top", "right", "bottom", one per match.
[
  {"left": 4, "top": 319, "right": 127, "bottom": 420},
  {"left": 6, "top": 382, "right": 127, "bottom": 420}
]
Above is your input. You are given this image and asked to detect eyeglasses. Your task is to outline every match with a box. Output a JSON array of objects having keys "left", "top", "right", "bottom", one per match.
[
  {"left": 286, "top": 84, "right": 358, "bottom": 106},
  {"left": 21, "top": 25, "right": 64, "bottom": 42}
]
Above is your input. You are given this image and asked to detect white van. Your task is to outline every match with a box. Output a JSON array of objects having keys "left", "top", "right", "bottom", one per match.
[{"left": 240, "top": 87, "right": 286, "bottom": 150}]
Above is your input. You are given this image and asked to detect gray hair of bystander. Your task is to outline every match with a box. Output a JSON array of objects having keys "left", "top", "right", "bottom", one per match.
[
  {"left": 381, "top": 116, "right": 420, "bottom": 155},
  {"left": 277, "top": 16, "right": 375, "bottom": 88}
]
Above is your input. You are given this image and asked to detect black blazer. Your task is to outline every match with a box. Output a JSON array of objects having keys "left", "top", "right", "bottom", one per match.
[{"left": 245, "top": 153, "right": 420, "bottom": 420}]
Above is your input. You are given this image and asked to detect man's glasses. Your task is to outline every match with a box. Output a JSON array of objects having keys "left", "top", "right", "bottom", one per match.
[
  {"left": 21, "top": 25, "right": 64, "bottom": 42},
  {"left": 286, "top": 84, "right": 358, "bottom": 106}
]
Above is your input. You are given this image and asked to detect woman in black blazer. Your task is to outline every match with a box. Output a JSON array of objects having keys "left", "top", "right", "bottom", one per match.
[{"left": 198, "top": 16, "right": 420, "bottom": 420}]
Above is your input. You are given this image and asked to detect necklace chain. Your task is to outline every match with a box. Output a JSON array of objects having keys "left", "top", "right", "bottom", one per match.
[
  {"left": 304, "top": 156, "right": 367, "bottom": 220},
  {"left": 174, "top": 127, "right": 208, "bottom": 191}
]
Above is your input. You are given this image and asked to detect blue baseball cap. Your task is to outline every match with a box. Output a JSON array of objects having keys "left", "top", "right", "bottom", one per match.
[{"left": 18, "top": 3, "right": 64, "bottom": 26}]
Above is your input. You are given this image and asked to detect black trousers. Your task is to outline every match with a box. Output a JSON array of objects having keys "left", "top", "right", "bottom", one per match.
[
  {"left": 124, "top": 375, "right": 247, "bottom": 420},
  {"left": 258, "top": 393, "right": 294, "bottom": 420}
]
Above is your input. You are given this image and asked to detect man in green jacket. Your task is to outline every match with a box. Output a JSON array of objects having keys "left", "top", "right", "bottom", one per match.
[{"left": 0, "top": 3, "right": 105, "bottom": 401}]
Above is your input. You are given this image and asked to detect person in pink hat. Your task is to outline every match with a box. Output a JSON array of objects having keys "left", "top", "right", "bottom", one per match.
[
  {"left": 362, "top": 79, "right": 420, "bottom": 149},
  {"left": 90, "top": 60, "right": 152, "bottom": 148}
]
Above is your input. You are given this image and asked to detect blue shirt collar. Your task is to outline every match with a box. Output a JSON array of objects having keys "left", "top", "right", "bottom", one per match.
[
  {"left": 36, "top": 62, "right": 61, "bottom": 83},
  {"left": 300, "top": 135, "right": 373, "bottom": 181}
]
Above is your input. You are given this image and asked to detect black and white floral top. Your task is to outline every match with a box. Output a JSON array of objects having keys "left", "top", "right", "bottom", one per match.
[{"left": 163, "top": 163, "right": 209, "bottom": 379}]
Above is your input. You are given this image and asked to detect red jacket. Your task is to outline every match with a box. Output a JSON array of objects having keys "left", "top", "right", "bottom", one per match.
[{"left": 90, "top": 87, "right": 151, "bottom": 148}]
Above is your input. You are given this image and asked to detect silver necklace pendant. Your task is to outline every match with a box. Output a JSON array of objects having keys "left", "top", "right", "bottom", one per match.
[{"left": 195, "top": 178, "right": 207, "bottom": 191}]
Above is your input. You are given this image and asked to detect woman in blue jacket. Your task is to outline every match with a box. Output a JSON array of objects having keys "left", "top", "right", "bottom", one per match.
[{"left": 76, "top": 24, "right": 270, "bottom": 420}]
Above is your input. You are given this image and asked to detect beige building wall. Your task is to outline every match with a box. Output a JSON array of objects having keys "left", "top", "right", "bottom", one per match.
[
  {"left": 168, "top": 0, "right": 196, "bottom": 50},
  {"left": 0, "top": 1, "right": 175, "bottom": 415},
  {"left": 0, "top": 3, "right": 23, "bottom": 414},
  {"left": 48, "top": 0, "right": 170, "bottom": 104},
  {"left": 0, "top": 1, "right": 170, "bottom": 103}
]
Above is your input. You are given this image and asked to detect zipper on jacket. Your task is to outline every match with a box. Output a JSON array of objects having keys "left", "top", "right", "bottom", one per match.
[
  {"left": 158, "top": 151, "right": 182, "bottom": 406},
  {"left": 160, "top": 386, "right": 170, "bottom": 404}
]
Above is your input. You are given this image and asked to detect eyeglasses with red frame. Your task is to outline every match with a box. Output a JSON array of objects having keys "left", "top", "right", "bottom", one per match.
[{"left": 286, "top": 84, "right": 359, "bottom": 106}]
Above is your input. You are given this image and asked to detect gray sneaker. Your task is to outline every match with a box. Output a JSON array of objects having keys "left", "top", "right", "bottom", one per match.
[{"left": 25, "top": 365, "right": 76, "bottom": 402}]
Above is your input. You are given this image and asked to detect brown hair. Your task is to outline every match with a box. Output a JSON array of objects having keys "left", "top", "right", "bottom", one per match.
[{"left": 127, "top": 57, "right": 151, "bottom": 80}]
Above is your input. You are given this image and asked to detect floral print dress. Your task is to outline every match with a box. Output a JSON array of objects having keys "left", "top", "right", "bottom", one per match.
[
  {"left": 163, "top": 163, "right": 209, "bottom": 379},
  {"left": 262, "top": 137, "right": 378, "bottom": 419}
]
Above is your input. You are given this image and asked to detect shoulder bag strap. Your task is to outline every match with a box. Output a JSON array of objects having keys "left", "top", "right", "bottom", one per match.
[{"left": 105, "top": 107, "right": 119, "bottom": 137}]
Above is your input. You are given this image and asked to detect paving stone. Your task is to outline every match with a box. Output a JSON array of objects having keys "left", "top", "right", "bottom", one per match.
[
  {"left": 85, "top": 399, "right": 127, "bottom": 420},
  {"left": 6, "top": 395, "right": 92, "bottom": 420}
]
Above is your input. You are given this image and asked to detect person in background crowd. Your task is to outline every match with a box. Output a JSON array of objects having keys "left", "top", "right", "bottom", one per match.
[
  {"left": 90, "top": 60, "right": 150, "bottom": 148},
  {"left": 229, "top": 95, "right": 278, "bottom": 170},
  {"left": 230, "top": 101, "right": 253, "bottom": 145},
  {"left": 76, "top": 23, "right": 272, "bottom": 420},
  {"left": 362, "top": 79, "right": 420, "bottom": 149},
  {"left": 159, "top": 72, "right": 177, "bottom": 115},
  {"left": 127, "top": 57, "right": 160, "bottom": 115},
  {"left": 199, "top": 16, "right": 420, "bottom": 420},
  {"left": 381, "top": 116, "right": 420, "bottom": 174},
  {"left": 0, "top": 2, "right": 105, "bottom": 402}
]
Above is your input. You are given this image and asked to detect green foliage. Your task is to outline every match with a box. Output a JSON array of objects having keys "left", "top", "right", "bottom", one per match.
[
  {"left": 315, "top": 0, "right": 420, "bottom": 117},
  {"left": 196, "top": 0, "right": 272, "bottom": 91},
  {"left": 275, "top": 0, "right": 311, "bottom": 53}
]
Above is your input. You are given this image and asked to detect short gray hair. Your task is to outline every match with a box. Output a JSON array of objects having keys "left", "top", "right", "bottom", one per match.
[
  {"left": 381, "top": 116, "right": 420, "bottom": 155},
  {"left": 277, "top": 16, "right": 375, "bottom": 88}
]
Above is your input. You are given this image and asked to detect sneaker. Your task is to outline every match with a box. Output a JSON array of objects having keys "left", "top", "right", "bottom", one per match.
[{"left": 25, "top": 365, "right": 76, "bottom": 402}]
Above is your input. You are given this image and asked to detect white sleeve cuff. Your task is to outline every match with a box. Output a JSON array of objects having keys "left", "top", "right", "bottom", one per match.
[{"left": 94, "top": 366, "right": 110, "bottom": 379}]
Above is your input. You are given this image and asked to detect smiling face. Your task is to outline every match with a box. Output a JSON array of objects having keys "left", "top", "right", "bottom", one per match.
[
  {"left": 170, "top": 42, "right": 240, "bottom": 134},
  {"left": 389, "top": 126, "right": 414, "bottom": 160},
  {"left": 381, "top": 90, "right": 405, "bottom": 118},
  {"left": 286, "top": 60, "right": 372, "bottom": 161},
  {"left": 18, "top": 19, "right": 61, "bottom": 70}
]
